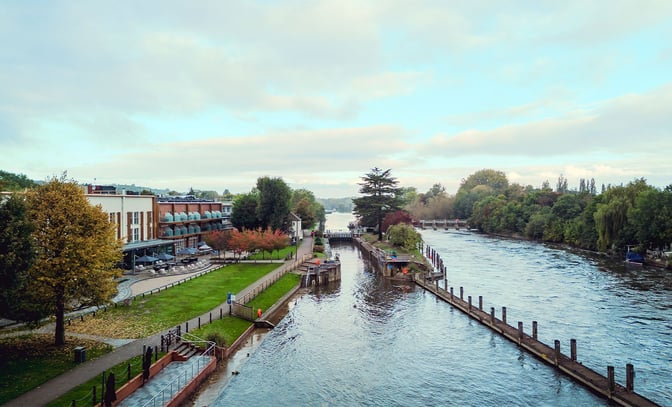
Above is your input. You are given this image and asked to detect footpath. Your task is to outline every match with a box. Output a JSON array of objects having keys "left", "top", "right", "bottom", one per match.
[{"left": 3, "top": 238, "right": 313, "bottom": 407}]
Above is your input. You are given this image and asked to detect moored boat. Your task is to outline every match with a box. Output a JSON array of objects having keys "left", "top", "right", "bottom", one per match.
[{"left": 625, "top": 247, "right": 645, "bottom": 266}]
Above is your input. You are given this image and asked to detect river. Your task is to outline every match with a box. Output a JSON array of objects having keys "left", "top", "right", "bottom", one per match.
[{"left": 194, "top": 212, "right": 671, "bottom": 406}]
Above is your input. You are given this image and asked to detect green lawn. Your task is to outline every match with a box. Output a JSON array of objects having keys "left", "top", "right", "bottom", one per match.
[
  {"left": 0, "top": 334, "right": 112, "bottom": 405},
  {"left": 247, "top": 246, "right": 297, "bottom": 261},
  {"left": 66, "top": 263, "right": 279, "bottom": 338}
]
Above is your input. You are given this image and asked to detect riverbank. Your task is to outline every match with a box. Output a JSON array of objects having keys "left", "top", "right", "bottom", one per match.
[
  {"left": 480, "top": 230, "right": 672, "bottom": 270},
  {"left": 188, "top": 287, "right": 308, "bottom": 406}
]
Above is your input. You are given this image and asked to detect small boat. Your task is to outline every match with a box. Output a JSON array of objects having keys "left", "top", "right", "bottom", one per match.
[{"left": 625, "top": 247, "right": 645, "bottom": 266}]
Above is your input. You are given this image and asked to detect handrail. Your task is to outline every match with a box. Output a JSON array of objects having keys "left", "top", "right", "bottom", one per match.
[{"left": 140, "top": 332, "right": 216, "bottom": 407}]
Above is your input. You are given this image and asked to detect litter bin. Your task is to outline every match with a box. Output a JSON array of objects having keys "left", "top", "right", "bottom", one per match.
[{"left": 74, "top": 346, "right": 86, "bottom": 363}]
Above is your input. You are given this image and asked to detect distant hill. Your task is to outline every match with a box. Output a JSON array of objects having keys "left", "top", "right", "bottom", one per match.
[{"left": 317, "top": 197, "right": 354, "bottom": 213}]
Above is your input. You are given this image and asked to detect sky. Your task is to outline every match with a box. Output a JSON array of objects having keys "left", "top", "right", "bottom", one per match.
[{"left": 2, "top": 1, "right": 672, "bottom": 198}]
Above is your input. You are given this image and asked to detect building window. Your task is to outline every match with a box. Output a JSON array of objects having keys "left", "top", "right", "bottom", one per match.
[
  {"left": 133, "top": 211, "right": 139, "bottom": 224},
  {"left": 109, "top": 213, "right": 115, "bottom": 223},
  {"left": 132, "top": 228, "right": 140, "bottom": 242}
]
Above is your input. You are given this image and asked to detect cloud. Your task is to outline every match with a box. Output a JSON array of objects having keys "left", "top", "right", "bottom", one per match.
[
  {"left": 427, "top": 83, "right": 672, "bottom": 158},
  {"left": 65, "top": 125, "right": 411, "bottom": 195}
]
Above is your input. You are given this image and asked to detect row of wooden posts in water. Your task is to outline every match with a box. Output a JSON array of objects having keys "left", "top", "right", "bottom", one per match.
[{"left": 419, "top": 245, "right": 660, "bottom": 407}]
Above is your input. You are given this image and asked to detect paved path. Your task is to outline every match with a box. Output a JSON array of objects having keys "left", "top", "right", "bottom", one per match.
[{"left": 3, "top": 237, "right": 313, "bottom": 407}]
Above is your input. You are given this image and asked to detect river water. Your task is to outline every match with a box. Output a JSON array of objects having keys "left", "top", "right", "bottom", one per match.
[{"left": 197, "top": 213, "right": 672, "bottom": 406}]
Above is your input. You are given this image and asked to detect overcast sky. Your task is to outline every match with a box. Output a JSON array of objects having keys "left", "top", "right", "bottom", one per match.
[{"left": 2, "top": 1, "right": 671, "bottom": 198}]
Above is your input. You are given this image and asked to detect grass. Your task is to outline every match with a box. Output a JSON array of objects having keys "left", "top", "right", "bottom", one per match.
[
  {"left": 190, "top": 273, "right": 301, "bottom": 346},
  {"left": 360, "top": 232, "right": 424, "bottom": 258},
  {"left": 66, "top": 263, "right": 278, "bottom": 338},
  {"left": 0, "top": 262, "right": 289, "bottom": 404},
  {"left": 247, "top": 245, "right": 297, "bottom": 261},
  {"left": 188, "top": 317, "right": 253, "bottom": 347},
  {"left": 245, "top": 273, "right": 302, "bottom": 312},
  {"left": 0, "top": 334, "right": 113, "bottom": 405}
]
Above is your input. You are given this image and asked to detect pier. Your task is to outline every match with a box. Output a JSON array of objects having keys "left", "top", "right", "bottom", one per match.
[{"left": 415, "top": 246, "right": 660, "bottom": 407}]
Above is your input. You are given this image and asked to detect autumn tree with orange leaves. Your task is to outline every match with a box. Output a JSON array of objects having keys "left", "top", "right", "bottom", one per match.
[
  {"left": 26, "top": 175, "right": 122, "bottom": 346},
  {"left": 228, "top": 228, "right": 291, "bottom": 260}
]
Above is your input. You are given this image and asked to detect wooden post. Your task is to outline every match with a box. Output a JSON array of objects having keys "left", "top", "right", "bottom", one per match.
[
  {"left": 459, "top": 286, "right": 463, "bottom": 300},
  {"left": 554, "top": 340, "right": 561, "bottom": 366},
  {"left": 127, "top": 363, "right": 131, "bottom": 381},
  {"left": 626, "top": 363, "right": 634, "bottom": 392},
  {"left": 570, "top": 339, "right": 577, "bottom": 362},
  {"left": 220, "top": 308, "right": 223, "bottom": 319},
  {"left": 518, "top": 321, "right": 523, "bottom": 344},
  {"left": 468, "top": 296, "right": 472, "bottom": 312},
  {"left": 478, "top": 295, "right": 483, "bottom": 311},
  {"left": 92, "top": 386, "right": 96, "bottom": 406},
  {"left": 607, "top": 366, "right": 615, "bottom": 393},
  {"left": 450, "top": 287, "right": 453, "bottom": 300},
  {"left": 186, "top": 321, "right": 189, "bottom": 332},
  {"left": 198, "top": 317, "right": 201, "bottom": 329},
  {"left": 502, "top": 307, "right": 507, "bottom": 325},
  {"left": 532, "top": 321, "right": 538, "bottom": 340},
  {"left": 490, "top": 307, "right": 495, "bottom": 324},
  {"left": 210, "top": 312, "right": 212, "bottom": 324}
]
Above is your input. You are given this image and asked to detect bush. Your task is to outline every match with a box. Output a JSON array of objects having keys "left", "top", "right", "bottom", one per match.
[
  {"left": 206, "top": 332, "right": 227, "bottom": 347},
  {"left": 387, "top": 224, "right": 422, "bottom": 251}
]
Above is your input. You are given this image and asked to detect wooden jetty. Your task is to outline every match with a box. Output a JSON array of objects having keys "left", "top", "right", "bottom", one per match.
[{"left": 414, "top": 253, "right": 660, "bottom": 406}]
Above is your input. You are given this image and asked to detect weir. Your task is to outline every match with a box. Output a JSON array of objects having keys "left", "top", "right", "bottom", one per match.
[{"left": 416, "top": 246, "right": 660, "bottom": 407}]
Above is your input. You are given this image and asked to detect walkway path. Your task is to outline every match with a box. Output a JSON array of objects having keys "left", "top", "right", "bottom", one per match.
[{"left": 3, "top": 237, "right": 313, "bottom": 407}]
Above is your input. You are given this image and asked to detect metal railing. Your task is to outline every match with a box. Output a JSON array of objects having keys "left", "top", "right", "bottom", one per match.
[{"left": 141, "top": 332, "right": 215, "bottom": 407}]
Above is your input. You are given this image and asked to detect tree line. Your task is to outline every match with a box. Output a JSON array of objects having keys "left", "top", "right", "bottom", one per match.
[
  {"left": 403, "top": 169, "right": 672, "bottom": 256},
  {"left": 352, "top": 167, "right": 672, "bottom": 258}
]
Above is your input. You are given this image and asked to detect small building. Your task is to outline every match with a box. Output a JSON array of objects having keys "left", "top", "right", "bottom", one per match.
[{"left": 288, "top": 212, "right": 302, "bottom": 242}]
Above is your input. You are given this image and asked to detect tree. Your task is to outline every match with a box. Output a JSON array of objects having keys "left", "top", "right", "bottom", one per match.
[
  {"left": 594, "top": 179, "right": 652, "bottom": 253},
  {"left": 294, "top": 197, "right": 317, "bottom": 230},
  {"left": 256, "top": 177, "right": 292, "bottom": 231},
  {"left": 26, "top": 176, "right": 122, "bottom": 346},
  {"left": 387, "top": 223, "right": 422, "bottom": 252},
  {"left": 556, "top": 174, "right": 568, "bottom": 193},
  {"left": 381, "top": 210, "right": 414, "bottom": 234},
  {"left": 205, "top": 229, "right": 232, "bottom": 258},
  {"left": 0, "top": 170, "right": 37, "bottom": 191},
  {"left": 629, "top": 186, "right": 672, "bottom": 250},
  {"left": 291, "top": 189, "right": 323, "bottom": 230},
  {"left": 270, "top": 229, "right": 291, "bottom": 259},
  {"left": 352, "top": 167, "right": 403, "bottom": 240},
  {"left": 231, "top": 192, "right": 259, "bottom": 230},
  {"left": 0, "top": 194, "right": 42, "bottom": 322},
  {"left": 454, "top": 169, "right": 509, "bottom": 218}
]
